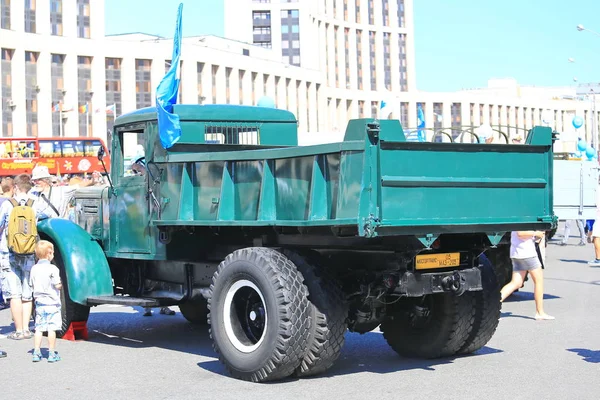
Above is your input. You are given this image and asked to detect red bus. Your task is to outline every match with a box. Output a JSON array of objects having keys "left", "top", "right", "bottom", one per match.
[{"left": 0, "top": 137, "right": 110, "bottom": 177}]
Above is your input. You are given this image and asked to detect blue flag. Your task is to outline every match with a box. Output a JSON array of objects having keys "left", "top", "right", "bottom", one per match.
[
  {"left": 417, "top": 104, "right": 426, "bottom": 142},
  {"left": 156, "top": 3, "right": 183, "bottom": 149}
]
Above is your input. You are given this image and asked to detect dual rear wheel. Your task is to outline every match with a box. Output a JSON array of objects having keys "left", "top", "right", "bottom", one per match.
[
  {"left": 207, "top": 247, "right": 347, "bottom": 382},
  {"left": 380, "top": 254, "right": 502, "bottom": 358}
]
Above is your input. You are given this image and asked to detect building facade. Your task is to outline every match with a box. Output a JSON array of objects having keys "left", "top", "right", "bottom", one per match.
[{"left": 0, "top": 0, "right": 598, "bottom": 153}]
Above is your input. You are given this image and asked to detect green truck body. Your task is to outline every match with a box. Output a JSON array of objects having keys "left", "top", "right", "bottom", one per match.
[{"left": 41, "top": 104, "right": 556, "bottom": 382}]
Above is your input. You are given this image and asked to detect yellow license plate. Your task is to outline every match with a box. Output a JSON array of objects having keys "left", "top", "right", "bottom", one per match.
[{"left": 415, "top": 252, "right": 461, "bottom": 270}]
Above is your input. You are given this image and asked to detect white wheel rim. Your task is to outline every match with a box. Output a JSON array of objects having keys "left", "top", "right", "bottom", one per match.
[{"left": 223, "top": 279, "right": 268, "bottom": 353}]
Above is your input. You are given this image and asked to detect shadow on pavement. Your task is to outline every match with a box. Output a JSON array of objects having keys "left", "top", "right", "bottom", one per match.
[
  {"left": 558, "top": 259, "right": 590, "bottom": 264},
  {"left": 567, "top": 348, "right": 600, "bottom": 363},
  {"left": 2, "top": 306, "right": 506, "bottom": 380},
  {"left": 57, "top": 307, "right": 219, "bottom": 358},
  {"left": 546, "top": 277, "right": 600, "bottom": 286},
  {"left": 197, "top": 331, "right": 504, "bottom": 381},
  {"left": 500, "top": 311, "right": 535, "bottom": 321},
  {"left": 503, "top": 291, "right": 560, "bottom": 302}
]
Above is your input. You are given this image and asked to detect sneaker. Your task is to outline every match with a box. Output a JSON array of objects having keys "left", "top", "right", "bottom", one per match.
[
  {"left": 587, "top": 259, "right": 600, "bottom": 267},
  {"left": 47, "top": 351, "right": 61, "bottom": 363},
  {"left": 22, "top": 330, "right": 33, "bottom": 339},
  {"left": 159, "top": 307, "right": 175, "bottom": 315},
  {"left": 0, "top": 350, "right": 6, "bottom": 358},
  {"left": 143, "top": 309, "right": 152, "bottom": 317},
  {"left": 32, "top": 351, "right": 42, "bottom": 362}
]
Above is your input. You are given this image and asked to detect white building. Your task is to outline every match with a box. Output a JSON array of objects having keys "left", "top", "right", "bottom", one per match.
[{"left": 0, "top": 0, "right": 598, "bottom": 152}]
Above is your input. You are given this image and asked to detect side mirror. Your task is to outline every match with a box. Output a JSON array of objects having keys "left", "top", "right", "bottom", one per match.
[{"left": 97, "top": 146, "right": 105, "bottom": 161}]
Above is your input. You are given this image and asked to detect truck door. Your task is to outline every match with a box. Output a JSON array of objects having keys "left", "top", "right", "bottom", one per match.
[{"left": 110, "top": 124, "right": 151, "bottom": 254}]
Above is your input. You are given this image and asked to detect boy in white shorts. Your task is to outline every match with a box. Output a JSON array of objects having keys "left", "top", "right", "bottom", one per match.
[{"left": 29, "top": 240, "right": 63, "bottom": 362}]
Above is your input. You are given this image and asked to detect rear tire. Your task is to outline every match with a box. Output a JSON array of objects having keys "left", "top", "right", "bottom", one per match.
[
  {"left": 380, "top": 293, "right": 475, "bottom": 358},
  {"left": 457, "top": 254, "right": 502, "bottom": 354},
  {"left": 283, "top": 250, "right": 348, "bottom": 377},
  {"left": 487, "top": 245, "right": 512, "bottom": 287},
  {"left": 179, "top": 298, "right": 209, "bottom": 324},
  {"left": 53, "top": 243, "right": 91, "bottom": 338},
  {"left": 208, "top": 247, "right": 310, "bottom": 382}
]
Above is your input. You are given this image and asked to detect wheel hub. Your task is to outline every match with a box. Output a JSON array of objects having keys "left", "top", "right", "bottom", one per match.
[{"left": 223, "top": 279, "right": 268, "bottom": 353}]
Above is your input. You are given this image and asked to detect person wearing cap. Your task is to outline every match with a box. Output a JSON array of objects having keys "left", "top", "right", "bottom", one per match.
[{"left": 30, "top": 165, "right": 92, "bottom": 219}]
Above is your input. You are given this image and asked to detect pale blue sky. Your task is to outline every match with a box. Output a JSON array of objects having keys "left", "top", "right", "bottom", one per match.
[{"left": 105, "top": 0, "right": 600, "bottom": 92}]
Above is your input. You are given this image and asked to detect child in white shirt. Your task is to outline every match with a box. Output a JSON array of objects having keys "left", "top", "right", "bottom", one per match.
[{"left": 29, "top": 240, "right": 63, "bottom": 362}]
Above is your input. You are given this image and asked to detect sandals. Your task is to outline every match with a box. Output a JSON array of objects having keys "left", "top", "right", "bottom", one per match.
[{"left": 7, "top": 331, "right": 25, "bottom": 340}]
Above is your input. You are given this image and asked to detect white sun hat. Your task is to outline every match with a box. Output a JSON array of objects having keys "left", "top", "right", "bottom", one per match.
[{"left": 31, "top": 165, "right": 52, "bottom": 180}]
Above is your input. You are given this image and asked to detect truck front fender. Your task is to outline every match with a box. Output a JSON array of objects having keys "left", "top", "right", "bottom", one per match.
[{"left": 38, "top": 218, "right": 113, "bottom": 305}]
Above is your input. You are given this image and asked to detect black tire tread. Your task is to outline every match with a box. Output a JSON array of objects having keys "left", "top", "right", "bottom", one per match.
[
  {"left": 380, "top": 293, "right": 475, "bottom": 359},
  {"left": 283, "top": 250, "right": 348, "bottom": 377},
  {"left": 208, "top": 247, "right": 310, "bottom": 382},
  {"left": 458, "top": 256, "right": 502, "bottom": 354}
]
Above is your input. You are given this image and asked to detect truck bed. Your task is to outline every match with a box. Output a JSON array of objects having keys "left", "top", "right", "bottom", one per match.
[{"left": 151, "top": 119, "right": 555, "bottom": 238}]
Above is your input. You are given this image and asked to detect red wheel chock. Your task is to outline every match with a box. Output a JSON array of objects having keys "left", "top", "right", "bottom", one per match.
[{"left": 62, "top": 321, "right": 88, "bottom": 341}]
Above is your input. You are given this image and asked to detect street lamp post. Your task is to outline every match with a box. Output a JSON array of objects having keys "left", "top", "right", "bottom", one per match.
[
  {"left": 577, "top": 24, "right": 600, "bottom": 38},
  {"left": 592, "top": 88, "right": 597, "bottom": 151}
]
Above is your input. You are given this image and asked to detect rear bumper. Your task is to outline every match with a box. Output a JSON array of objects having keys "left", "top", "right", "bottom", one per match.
[{"left": 395, "top": 267, "right": 482, "bottom": 297}]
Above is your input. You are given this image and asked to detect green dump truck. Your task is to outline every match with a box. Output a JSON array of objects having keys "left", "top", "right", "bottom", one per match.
[{"left": 37, "top": 104, "right": 556, "bottom": 382}]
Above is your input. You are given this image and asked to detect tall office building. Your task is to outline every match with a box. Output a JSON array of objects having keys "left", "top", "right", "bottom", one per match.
[{"left": 224, "top": 0, "right": 416, "bottom": 127}]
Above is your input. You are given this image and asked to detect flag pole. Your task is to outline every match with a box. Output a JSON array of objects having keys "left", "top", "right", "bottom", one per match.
[{"left": 59, "top": 103, "right": 63, "bottom": 137}]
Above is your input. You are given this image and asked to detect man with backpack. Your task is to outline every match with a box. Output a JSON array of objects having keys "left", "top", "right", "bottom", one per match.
[
  {"left": 0, "top": 174, "right": 49, "bottom": 340},
  {"left": 0, "top": 177, "right": 14, "bottom": 311}
]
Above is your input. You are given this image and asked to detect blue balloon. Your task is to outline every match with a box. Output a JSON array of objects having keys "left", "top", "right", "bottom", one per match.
[
  {"left": 577, "top": 139, "right": 588, "bottom": 152},
  {"left": 573, "top": 115, "right": 584, "bottom": 129},
  {"left": 586, "top": 145, "right": 596, "bottom": 160},
  {"left": 257, "top": 96, "right": 276, "bottom": 108}
]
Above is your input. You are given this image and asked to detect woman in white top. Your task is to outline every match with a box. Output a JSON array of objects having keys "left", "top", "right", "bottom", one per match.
[{"left": 500, "top": 231, "right": 554, "bottom": 320}]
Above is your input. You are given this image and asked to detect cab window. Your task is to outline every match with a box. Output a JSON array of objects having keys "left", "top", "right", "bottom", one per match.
[{"left": 121, "top": 130, "right": 145, "bottom": 178}]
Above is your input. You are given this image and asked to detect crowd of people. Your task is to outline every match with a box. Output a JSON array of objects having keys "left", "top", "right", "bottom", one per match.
[{"left": 0, "top": 165, "right": 175, "bottom": 360}]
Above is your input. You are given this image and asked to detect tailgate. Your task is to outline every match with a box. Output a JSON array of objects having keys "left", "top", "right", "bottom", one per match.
[{"left": 373, "top": 126, "right": 555, "bottom": 235}]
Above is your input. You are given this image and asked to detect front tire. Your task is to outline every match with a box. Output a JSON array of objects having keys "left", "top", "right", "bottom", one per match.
[
  {"left": 208, "top": 248, "right": 310, "bottom": 382},
  {"left": 52, "top": 243, "right": 91, "bottom": 338},
  {"left": 179, "top": 298, "right": 209, "bottom": 324},
  {"left": 380, "top": 293, "right": 475, "bottom": 358}
]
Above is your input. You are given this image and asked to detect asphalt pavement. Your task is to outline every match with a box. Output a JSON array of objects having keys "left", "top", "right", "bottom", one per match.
[{"left": 1, "top": 236, "right": 599, "bottom": 400}]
